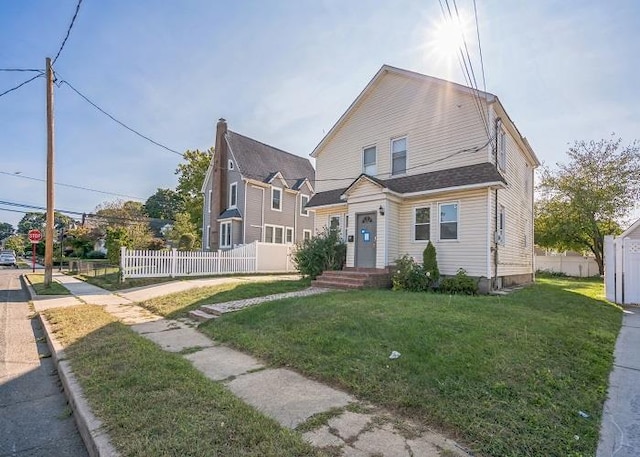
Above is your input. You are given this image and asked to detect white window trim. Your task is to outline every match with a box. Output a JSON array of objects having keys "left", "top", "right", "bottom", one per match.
[
  {"left": 208, "top": 189, "right": 212, "bottom": 214},
  {"left": 285, "top": 227, "right": 294, "bottom": 244},
  {"left": 229, "top": 182, "right": 238, "bottom": 208},
  {"left": 498, "top": 205, "right": 506, "bottom": 245},
  {"left": 498, "top": 129, "right": 507, "bottom": 172},
  {"left": 220, "top": 221, "right": 232, "bottom": 248},
  {"left": 390, "top": 136, "right": 408, "bottom": 176},
  {"left": 271, "top": 187, "right": 282, "bottom": 212},
  {"left": 303, "top": 229, "right": 312, "bottom": 241},
  {"left": 264, "top": 224, "right": 285, "bottom": 244},
  {"left": 362, "top": 145, "right": 377, "bottom": 176},
  {"left": 228, "top": 159, "right": 234, "bottom": 170},
  {"left": 206, "top": 224, "right": 211, "bottom": 249},
  {"left": 300, "top": 194, "right": 309, "bottom": 216},
  {"left": 438, "top": 201, "right": 459, "bottom": 242},
  {"left": 412, "top": 205, "right": 431, "bottom": 243}
]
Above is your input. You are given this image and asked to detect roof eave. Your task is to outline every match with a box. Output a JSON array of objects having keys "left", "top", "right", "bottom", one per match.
[{"left": 400, "top": 181, "right": 506, "bottom": 198}]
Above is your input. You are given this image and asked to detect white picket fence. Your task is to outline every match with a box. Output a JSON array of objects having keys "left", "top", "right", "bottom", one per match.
[{"left": 120, "top": 241, "right": 295, "bottom": 279}]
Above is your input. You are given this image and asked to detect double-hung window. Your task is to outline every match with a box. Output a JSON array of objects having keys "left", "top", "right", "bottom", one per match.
[
  {"left": 439, "top": 202, "right": 458, "bottom": 240},
  {"left": 303, "top": 230, "right": 311, "bottom": 241},
  {"left": 229, "top": 182, "right": 237, "bottom": 208},
  {"left": 285, "top": 227, "right": 294, "bottom": 244},
  {"left": 300, "top": 195, "right": 309, "bottom": 216},
  {"left": 271, "top": 187, "right": 282, "bottom": 211},
  {"left": 391, "top": 137, "right": 407, "bottom": 175},
  {"left": 414, "top": 207, "right": 430, "bottom": 241},
  {"left": 220, "top": 222, "right": 232, "bottom": 248},
  {"left": 264, "top": 225, "right": 284, "bottom": 244},
  {"left": 363, "top": 146, "right": 377, "bottom": 175},
  {"left": 498, "top": 129, "right": 507, "bottom": 172},
  {"left": 498, "top": 205, "right": 506, "bottom": 245}
]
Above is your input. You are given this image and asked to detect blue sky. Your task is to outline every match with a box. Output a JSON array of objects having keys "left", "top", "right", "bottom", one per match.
[{"left": 1, "top": 0, "right": 638, "bottom": 228}]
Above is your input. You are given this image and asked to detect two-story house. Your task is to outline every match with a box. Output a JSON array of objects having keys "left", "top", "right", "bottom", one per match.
[
  {"left": 307, "top": 65, "right": 540, "bottom": 291},
  {"left": 201, "top": 119, "right": 315, "bottom": 251}
]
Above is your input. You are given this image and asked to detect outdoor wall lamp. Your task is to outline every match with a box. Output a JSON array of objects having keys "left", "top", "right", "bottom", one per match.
[{"left": 379, "top": 205, "right": 385, "bottom": 216}]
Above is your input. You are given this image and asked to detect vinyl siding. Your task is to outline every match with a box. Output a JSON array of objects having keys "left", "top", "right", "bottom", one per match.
[
  {"left": 396, "top": 189, "right": 489, "bottom": 277},
  {"left": 494, "top": 113, "right": 535, "bottom": 277},
  {"left": 296, "top": 181, "right": 315, "bottom": 242},
  {"left": 245, "top": 184, "right": 265, "bottom": 243},
  {"left": 315, "top": 71, "right": 490, "bottom": 193},
  {"left": 626, "top": 223, "right": 640, "bottom": 240}
]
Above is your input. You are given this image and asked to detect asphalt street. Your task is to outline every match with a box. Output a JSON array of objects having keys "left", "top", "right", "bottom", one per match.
[{"left": 0, "top": 267, "right": 87, "bottom": 457}]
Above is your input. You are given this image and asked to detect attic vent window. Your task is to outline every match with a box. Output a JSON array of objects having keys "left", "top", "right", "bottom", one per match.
[{"left": 228, "top": 160, "right": 234, "bottom": 170}]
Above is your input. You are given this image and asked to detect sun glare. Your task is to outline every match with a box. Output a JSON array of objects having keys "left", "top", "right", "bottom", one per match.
[{"left": 427, "top": 14, "right": 471, "bottom": 60}]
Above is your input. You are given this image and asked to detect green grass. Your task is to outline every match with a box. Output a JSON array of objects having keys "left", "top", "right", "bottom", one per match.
[
  {"left": 200, "top": 277, "right": 621, "bottom": 456},
  {"left": 139, "top": 279, "right": 310, "bottom": 318},
  {"left": 26, "top": 273, "right": 71, "bottom": 295},
  {"left": 42, "top": 305, "right": 326, "bottom": 457},
  {"left": 73, "top": 271, "right": 175, "bottom": 291}
]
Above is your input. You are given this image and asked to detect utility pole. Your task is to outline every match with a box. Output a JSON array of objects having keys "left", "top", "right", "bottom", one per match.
[{"left": 44, "top": 57, "right": 55, "bottom": 286}]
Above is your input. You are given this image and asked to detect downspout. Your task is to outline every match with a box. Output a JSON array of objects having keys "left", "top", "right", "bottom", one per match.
[
  {"left": 493, "top": 116, "right": 501, "bottom": 290},
  {"left": 243, "top": 180, "right": 248, "bottom": 244}
]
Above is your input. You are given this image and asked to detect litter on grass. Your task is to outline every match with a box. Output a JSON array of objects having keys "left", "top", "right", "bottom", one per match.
[
  {"left": 578, "top": 411, "right": 590, "bottom": 419},
  {"left": 389, "top": 351, "right": 401, "bottom": 359}
]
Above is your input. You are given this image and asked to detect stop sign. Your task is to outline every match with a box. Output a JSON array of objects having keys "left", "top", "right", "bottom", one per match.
[{"left": 28, "top": 229, "right": 42, "bottom": 243}]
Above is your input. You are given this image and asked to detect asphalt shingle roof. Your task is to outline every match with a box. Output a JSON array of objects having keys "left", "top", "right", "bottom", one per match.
[
  {"left": 218, "top": 208, "right": 242, "bottom": 220},
  {"left": 307, "top": 163, "right": 506, "bottom": 207},
  {"left": 226, "top": 131, "right": 315, "bottom": 188}
]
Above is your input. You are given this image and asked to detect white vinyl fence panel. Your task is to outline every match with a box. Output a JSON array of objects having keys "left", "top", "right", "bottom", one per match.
[
  {"left": 604, "top": 236, "right": 640, "bottom": 305},
  {"left": 535, "top": 255, "right": 599, "bottom": 278},
  {"left": 121, "top": 242, "right": 295, "bottom": 279}
]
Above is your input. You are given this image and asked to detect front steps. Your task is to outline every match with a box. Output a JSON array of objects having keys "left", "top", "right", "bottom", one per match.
[{"left": 312, "top": 268, "right": 392, "bottom": 290}]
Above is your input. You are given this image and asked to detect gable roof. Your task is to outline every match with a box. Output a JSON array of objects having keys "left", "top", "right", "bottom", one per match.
[
  {"left": 310, "top": 64, "right": 540, "bottom": 167},
  {"left": 620, "top": 218, "right": 640, "bottom": 238},
  {"left": 306, "top": 162, "right": 506, "bottom": 208},
  {"left": 226, "top": 130, "right": 315, "bottom": 188},
  {"left": 311, "top": 65, "right": 496, "bottom": 159}
]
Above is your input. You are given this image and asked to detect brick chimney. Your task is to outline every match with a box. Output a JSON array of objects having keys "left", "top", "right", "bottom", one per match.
[{"left": 210, "top": 118, "right": 228, "bottom": 251}]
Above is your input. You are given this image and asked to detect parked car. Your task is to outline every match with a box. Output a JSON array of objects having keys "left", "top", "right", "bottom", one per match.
[{"left": 0, "top": 253, "right": 17, "bottom": 267}]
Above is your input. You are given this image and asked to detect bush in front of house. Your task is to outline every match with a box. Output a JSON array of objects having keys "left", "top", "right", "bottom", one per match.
[
  {"left": 439, "top": 268, "right": 478, "bottom": 295},
  {"left": 294, "top": 227, "right": 346, "bottom": 279},
  {"left": 392, "top": 255, "right": 429, "bottom": 292},
  {"left": 85, "top": 250, "right": 107, "bottom": 259},
  {"left": 422, "top": 241, "right": 440, "bottom": 284}
]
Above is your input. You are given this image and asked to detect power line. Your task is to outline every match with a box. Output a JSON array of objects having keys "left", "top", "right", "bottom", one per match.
[
  {"left": 0, "top": 171, "right": 146, "bottom": 201},
  {"left": 0, "top": 68, "right": 44, "bottom": 73},
  {"left": 58, "top": 78, "right": 185, "bottom": 157},
  {"left": 52, "top": 0, "right": 83, "bottom": 64},
  {"left": 472, "top": 0, "right": 487, "bottom": 93},
  {"left": 0, "top": 74, "right": 43, "bottom": 99}
]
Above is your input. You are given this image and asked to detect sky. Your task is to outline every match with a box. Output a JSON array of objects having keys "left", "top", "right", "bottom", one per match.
[{"left": 1, "top": 0, "right": 639, "bottom": 229}]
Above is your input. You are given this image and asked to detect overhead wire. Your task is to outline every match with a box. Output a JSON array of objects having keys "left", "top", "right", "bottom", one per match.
[
  {"left": 0, "top": 68, "right": 44, "bottom": 73},
  {"left": 52, "top": 0, "right": 83, "bottom": 64},
  {"left": 0, "top": 171, "right": 145, "bottom": 201},
  {"left": 57, "top": 78, "right": 185, "bottom": 157},
  {"left": 0, "top": 73, "right": 43, "bottom": 99}
]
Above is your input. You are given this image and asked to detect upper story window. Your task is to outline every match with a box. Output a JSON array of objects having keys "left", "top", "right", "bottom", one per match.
[
  {"left": 228, "top": 160, "right": 234, "bottom": 170},
  {"left": 271, "top": 187, "right": 282, "bottom": 211},
  {"left": 439, "top": 202, "right": 458, "bottom": 240},
  {"left": 498, "top": 129, "right": 507, "bottom": 172},
  {"left": 391, "top": 137, "right": 407, "bottom": 175},
  {"left": 414, "top": 207, "right": 430, "bottom": 241},
  {"left": 362, "top": 146, "right": 377, "bottom": 175},
  {"left": 300, "top": 195, "right": 309, "bottom": 216},
  {"left": 208, "top": 189, "right": 212, "bottom": 214},
  {"left": 229, "top": 182, "right": 237, "bottom": 208}
]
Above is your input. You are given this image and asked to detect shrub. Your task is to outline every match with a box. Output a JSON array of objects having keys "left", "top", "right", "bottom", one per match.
[
  {"left": 178, "top": 233, "right": 196, "bottom": 250},
  {"left": 293, "top": 228, "right": 346, "bottom": 279},
  {"left": 392, "top": 255, "right": 431, "bottom": 292},
  {"left": 85, "top": 250, "right": 106, "bottom": 259},
  {"left": 422, "top": 241, "right": 440, "bottom": 284},
  {"left": 439, "top": 268, "right": 478, "bottom": 295}
]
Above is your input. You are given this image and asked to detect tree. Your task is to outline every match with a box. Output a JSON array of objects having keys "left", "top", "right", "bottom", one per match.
[
  {"left": 175, "top": 148, "right": 213, "bottom": 240},
  {"left": 4, "top": 235, "right": 25, "bottom": 255},
  {"left": 94, "top": 200, "right": 154, "bottom": 250},
  {"left": 0, "top": 222, "right": 13, "bottom": 241},
  {"left": 164, "top": 211, "right": 199, "bottom": 248},
  {"left": 143, "top": 188, "right": 185, "bottom": 220},
  {"left": 535, "top": 137, "right": 640, "bottom": 274},
  {"left": 17, "top": 212, "right": 74, "bottom": 235}
]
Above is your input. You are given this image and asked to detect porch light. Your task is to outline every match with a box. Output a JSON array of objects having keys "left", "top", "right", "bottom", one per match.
[{"left": 379, "top": 205, "right": 385, "bottom": 216}]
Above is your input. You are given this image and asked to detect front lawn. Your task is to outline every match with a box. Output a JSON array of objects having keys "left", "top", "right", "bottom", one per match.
[
  {"left": 74, "top": 271, "right": 175, "bottom": 291},
  {"left": 139, "top": 278, "right": 310, "bottom": 318},
  {"left": 201, "top": 277, "right": 621, "bottom": 456},
  {"left": 42, "top": 305, "right": 326, "bottom": 457}
]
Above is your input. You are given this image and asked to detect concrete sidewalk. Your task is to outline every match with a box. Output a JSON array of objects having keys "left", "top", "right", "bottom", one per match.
[
  {"left": 30, "top": 272, "right": 469, "bottom": 456},
  {"left": 597, "top": 307, "right": 640, "bottom": 456}
]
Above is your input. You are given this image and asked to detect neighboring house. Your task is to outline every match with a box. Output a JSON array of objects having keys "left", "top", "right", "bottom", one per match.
[
  {"left": 201, "top": 119, "right": 315, "bottom": 251},
  {"left": 307, "top": 65, "right": 540, "bottom": 290}
]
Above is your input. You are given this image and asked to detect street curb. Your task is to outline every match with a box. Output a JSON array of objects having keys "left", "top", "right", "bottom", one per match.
[
  {"left": 37, "top": 313, "right": 119, "bottom": 457},
  {"left": 20, "top": 274, "right": 37, "bottom": 301}
]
